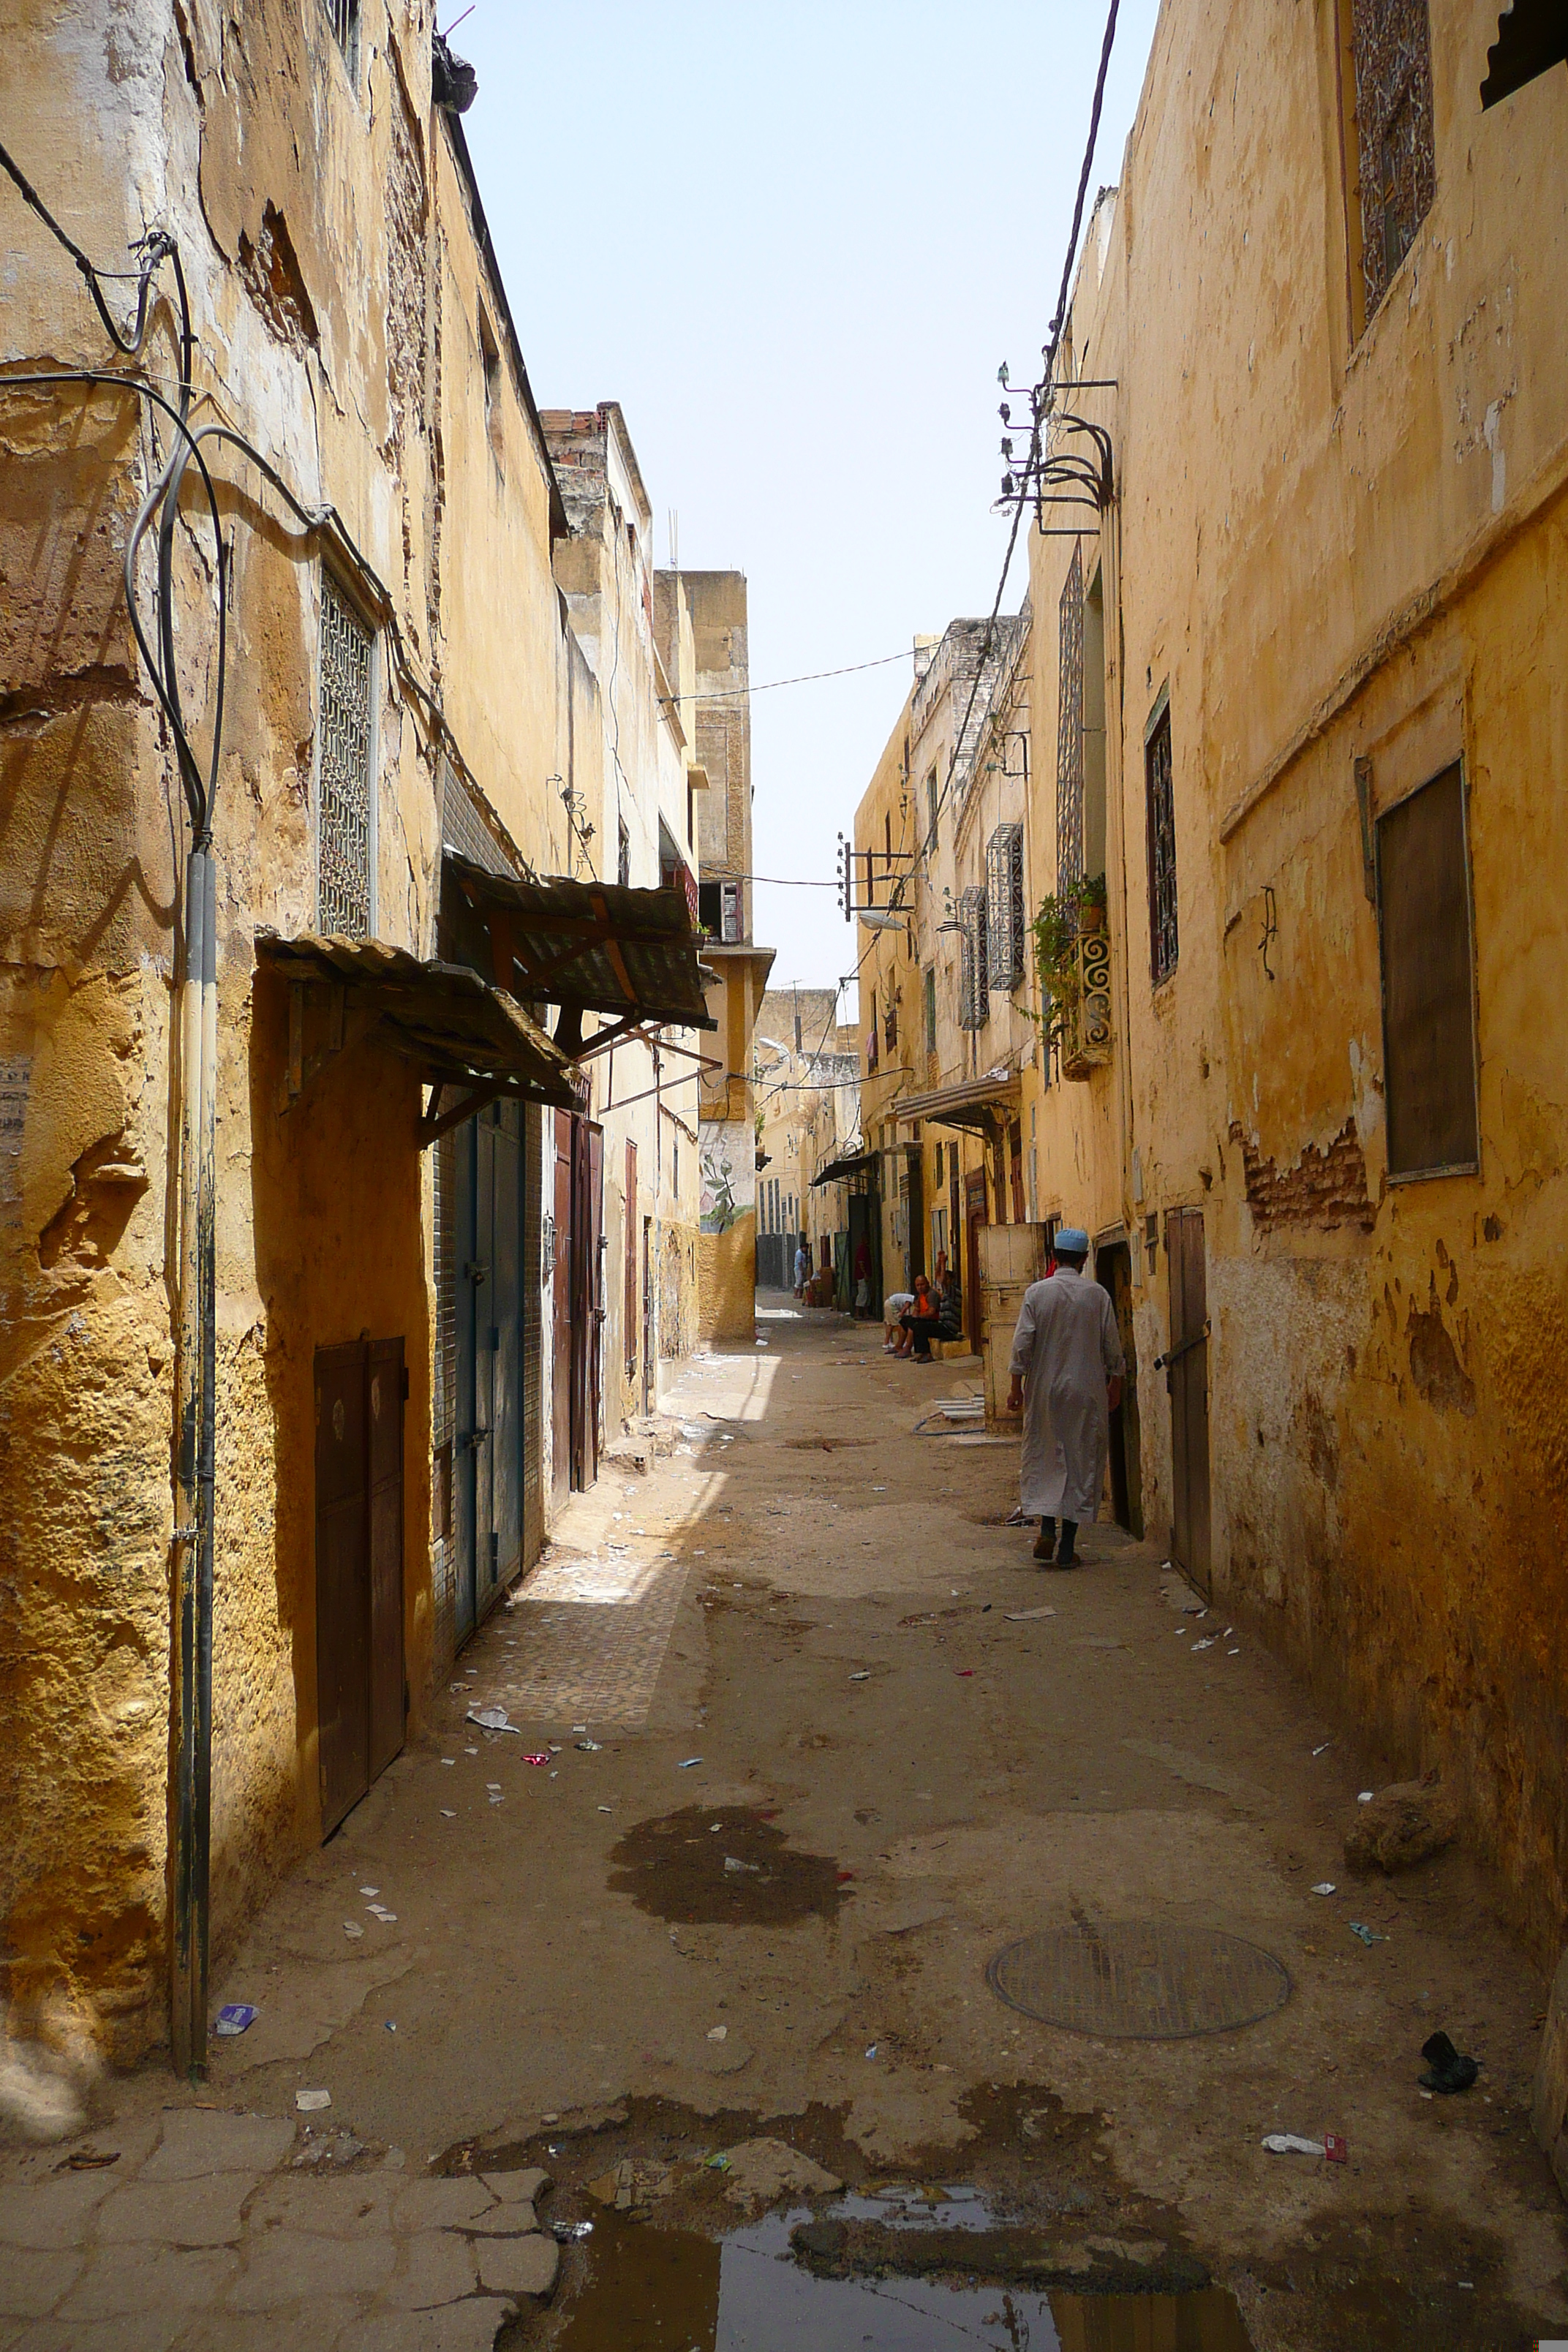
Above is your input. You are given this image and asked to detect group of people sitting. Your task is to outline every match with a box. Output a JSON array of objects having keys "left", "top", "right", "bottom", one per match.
[{"left": 882, "top": 1255, "right": 955, "bottom": 1362}]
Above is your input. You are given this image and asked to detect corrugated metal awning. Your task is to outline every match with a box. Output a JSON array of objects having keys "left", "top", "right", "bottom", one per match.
[
  {"left": 810, "top": 1150, "right": 878, "bottom": 1189},
  {"left": 443, "top": 853, "right": 717, "bottom": 1032},
  {"left": 255, "top": 932, "right": 577, "bottom": 1137},
  {"left": 894, "top": 1071, "right": 1021, "bottom": 1132}
]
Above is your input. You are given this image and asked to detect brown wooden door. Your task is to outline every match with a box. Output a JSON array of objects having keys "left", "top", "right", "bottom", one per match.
[
  {"left": 641, "top": 1216, "right": 655, "bottom": 1417},
  {"left": 366, "top": 1338, "right": 406, "bottom": 1782},
  {"left": 1165, "top": 1208, "right": 1211, "bottom": 1591},
  {"left": 315, "top": 1337, "right": 404, "bottom": 1835},
  {"left": 551, "top": 1110, "right": 572, "bottom": 1502},
  {"left": 624, "top": 1139, "right": 638, "bottom": 1385},
  {"left": 570, "top": 1116, "right": 604, "bottom": 1491},
  {"left": 316, "top": 1342, "right": 369, "bottom": 1836},
  {"left": 965, "top": 1166, "right": 988, "bottom": 1352},
  {"left": 1095, "top": 1243, "right": 1143, "bottom": 1538}
]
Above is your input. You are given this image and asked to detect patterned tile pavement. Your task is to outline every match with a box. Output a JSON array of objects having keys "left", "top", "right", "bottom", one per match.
[{"left": 473, "top": 1548, "right": 692, "bottom": 1730}]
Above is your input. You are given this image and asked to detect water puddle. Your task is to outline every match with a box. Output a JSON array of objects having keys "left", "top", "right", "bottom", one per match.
[
  {"left": 549, "top": 2198, "right": 1254, "bottom": 2350},
  {"left": 606, "top": 1806, "right": 848, "bottom": 1926}
]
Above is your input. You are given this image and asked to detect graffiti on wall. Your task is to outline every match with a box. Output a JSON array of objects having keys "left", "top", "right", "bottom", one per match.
[{"left": 700, "top": 1140, "right": 743, "bottom": 1234}]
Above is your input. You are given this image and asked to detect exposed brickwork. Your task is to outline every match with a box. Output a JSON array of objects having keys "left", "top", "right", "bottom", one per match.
[{"left": 1229, "top": 1118, "right": 1376, "bottom": 1233}]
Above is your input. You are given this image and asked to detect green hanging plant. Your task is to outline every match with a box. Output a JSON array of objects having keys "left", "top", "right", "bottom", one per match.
[{"left": 1030, "top": 893, "right": 1079, "bottom": 1045}]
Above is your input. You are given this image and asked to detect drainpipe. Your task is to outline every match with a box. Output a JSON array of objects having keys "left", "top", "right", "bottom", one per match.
[{"left": 170, "top": 841, "right": 217, "bottom": 2079}]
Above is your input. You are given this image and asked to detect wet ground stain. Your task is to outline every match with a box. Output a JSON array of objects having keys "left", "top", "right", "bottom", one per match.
[{"left": 606, "top": 1805, "right": 850, "bottom": 1926}]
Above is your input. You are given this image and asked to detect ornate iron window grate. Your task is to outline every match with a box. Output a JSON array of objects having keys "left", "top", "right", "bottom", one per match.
[
  {"left": 987, "top": 823, "right": 1025, "bottom": 992},
  {"left": 958, "top": 885, "right": 990, "bottom": 1030},
  {"left": 323, "top": 0, "right": 361, "bottom": 74},
  {"left": 1055, "top": 541, "right": 1085, "bottom": 895},
  {"left": 317, "top": 571, "right": 373, "bottom": 939},
  {"left": 1145, "top": 706, "right": 1178, "bottom": 986},
  {"left": 1349, "top": 0, "right": 1436, "bottom": 323}
]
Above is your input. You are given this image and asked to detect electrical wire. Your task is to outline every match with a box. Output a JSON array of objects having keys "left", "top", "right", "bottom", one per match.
[{"left": 660, "top": 648, "right": 915, "bottom": 706}]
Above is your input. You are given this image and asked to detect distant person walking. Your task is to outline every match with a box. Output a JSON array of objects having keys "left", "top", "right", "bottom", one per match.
[
  {"left": 1005, "top": 1227, "right": 1125, "bottom": 1569},
  {"left": 794, "top": 1240, "right": 809, "bottom": 1299}
]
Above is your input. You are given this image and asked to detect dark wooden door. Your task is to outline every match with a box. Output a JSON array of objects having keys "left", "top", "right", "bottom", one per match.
[
  {"left": 1166, "top": 1208, "right": 1211, "bottom": 1590},
  {"left": 624, "top": 1139, "right": 638, "bottom": 1390},
  {"left": 366, "top": 1338, "right": 406, "bottom": 1782},
  {"left": 315, "top": 1337, "right": 404, "bottom": 1835},
  {"left": 641, "top": 1216, "right": 655, "bottom": 1417},
  {"left": 454, "top": 1115, "right": 494, "bottom": 1645},
  {"left": 316, "top": 1343, "right": 369, "bottom": 1836},
  {"left": 965, "top": 1167, "right": 988, "bottom": 1352},
  {"left": 490, "top": 1107, "right": 523, "bottom": 1596},
  {"left": 1095, "top": 1244, "right": 1143, "bottom": 1538},
  {"left": 569, "top": 1116, "right": 604, "bottom": 1491},
  {"left": 551, "top": 1109, "right": 572, "bottom": 1502}
]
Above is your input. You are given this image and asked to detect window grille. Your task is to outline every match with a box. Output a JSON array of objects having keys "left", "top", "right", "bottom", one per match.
[
  {"left": 884, "top": 994, "right": 897, "bottom": 1051},
  {"left": 1145, "top": 705, "right": 1178, "bottom": 985},
  {"left": 322, "top": 0, "right": 361, "bottom": 75},
  {"left": 923, "top": 966, "right": 937, "bottom": 1055},
  {"left": 958, "top": 885, "right": 990, "bottom": 1030},
  {"left": 986, "top": 823, "right": 1025, "bottom": 991},
  {"left": 1348, "top": 0, "right": 1436, "bottom": 323},
  {"left": 1056, "top": 542, "right": 1085, "bottom": 895},
  {"left": 317, "top": 571, "right": 373, "bottom": 938}
]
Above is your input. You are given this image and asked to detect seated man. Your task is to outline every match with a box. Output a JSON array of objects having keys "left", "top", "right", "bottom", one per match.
[
  {"left": 897, "top": 1274, "right": 943, "bottom": 1362},
  {"left": 882, "top": 1289, "right": 914, "bottom": 1352}
]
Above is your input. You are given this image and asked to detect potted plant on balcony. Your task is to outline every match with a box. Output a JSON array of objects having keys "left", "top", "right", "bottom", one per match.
[
  {"left": 1030, "top": 893, "right": 1078, "bottom": 1049},
  {"left": 1076, "top": 872, "right": 1108, "bottom": 933}
]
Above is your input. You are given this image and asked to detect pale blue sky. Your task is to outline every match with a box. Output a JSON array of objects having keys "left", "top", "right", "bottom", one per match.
[{"left": 456, "top": 0, "right": 1161, "bottom": 1001}]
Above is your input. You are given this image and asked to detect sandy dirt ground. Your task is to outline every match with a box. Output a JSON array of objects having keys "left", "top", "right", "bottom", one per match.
[{"left": 4, "top": 1299, "right": 1564, "bottom": 2350}]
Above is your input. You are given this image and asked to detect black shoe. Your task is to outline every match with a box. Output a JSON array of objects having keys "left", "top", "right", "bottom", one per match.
[{"left": 1420, "top": 2030, "right": 1479, "bottom": 2094}]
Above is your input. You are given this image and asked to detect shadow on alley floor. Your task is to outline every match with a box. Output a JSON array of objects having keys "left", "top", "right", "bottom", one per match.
[{"left": 4, "top": 1297, "right": 1564, "bottom": 2350}]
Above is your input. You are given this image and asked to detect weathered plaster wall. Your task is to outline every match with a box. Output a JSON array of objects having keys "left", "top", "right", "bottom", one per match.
[{"left": 1022, "top": 0, "right": 1568, "bottom": 1949}]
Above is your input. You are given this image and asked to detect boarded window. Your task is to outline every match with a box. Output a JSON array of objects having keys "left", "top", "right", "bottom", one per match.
[
  {"left": 1376, "top": 763, "right": 1479, "bottom": 1177},
  {"left": 317, "top": 571, "right": 373, "bottom": 938},
  {"left": 1346, "top": 0, "right": 1436, "bottom": 325},
  {"left": 986, "top": 823, "right": 1025, "bottom": 991},
  {"left": 1145, "top": 703, "right": 1178, "bottom": 985},
  {"left": 1056, "top": 542, "right": 1085, "bottom": 894}
]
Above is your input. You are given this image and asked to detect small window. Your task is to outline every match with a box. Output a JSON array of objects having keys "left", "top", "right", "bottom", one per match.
[
  {"left": 884, "top": 993, "right": 897, "bottom": 1051},
  {"left": 1376, "top": 762, "right": 1479, "bottom": 1179},
  {"left": 720, "top": 881, "right": 742, "bottom": 943},
  {"left": 1145, "top": 701, "right": 1178, "bottom": 985},
  {"left": 1343, "top": 0, "right": 1436, "bottom": 330},
  {"left": 322, "top": 0, "right": 361, "bottom": 78},
  {"left": 867, "top": 987, "right": 879, "bottom": 1074},
  {"left": 986, "top": 823, "right": 1025, "bottom": 991},
  {"left": 617, "top": 815, "right": 630, "bottom": 890},
  {"left": 923, "top": 965, "right": 937, "bottom": 1055},
  {"left": 926, "top": 769, "right": 939, "bottom": 853},
  {"left": 317, "top": 570, "right": 374, "bottom": 938},
  {"left": 478, "top": 304, "right": 503, "bottom": 464}
]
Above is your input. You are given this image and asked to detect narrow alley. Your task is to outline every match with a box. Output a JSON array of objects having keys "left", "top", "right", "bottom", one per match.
[{"left": 4, "top": 1304, "right": 1562, "bottom": 2349}]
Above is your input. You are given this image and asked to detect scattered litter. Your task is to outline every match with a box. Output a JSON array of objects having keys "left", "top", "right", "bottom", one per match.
[
  {"left": 343, "top": 1922, "right": 363, "bottom": 1940},
  {"left": 573, "top": 1725, "right": 589, "bottom": 1733},
  {"left": 296, "top": 2089, "right": 332, "bottom": 2112},
  {"left": 597, "top": 1804, "right": 614, "bottom": 1814},
  {"left": 464, "top": 1746, "right": 478, "bottom": 1757},
  {"left": 723, "top": 1857, "right": 759, "bottom": 1874},
  {"left": 1226, "top": 1647, "right": 1240, "bottom": 1656},
  {"left": 576, "top": 1738, "right": 602, "bottom": 1752},
  {"left": 56, "top": 2149, "right": 119, "bottom": 2172},
  {"left": 486, "top": 1783, "right": 502, "bottom": 1792},
  {"left": 1311, "top": 1742, "right": 1333, "bottom": 1757},
  {"left": 440, "top": 1809, "right": 456, "bottom": 1820},
  {"left": 1311, "top": 1883, "right": 1338, "bottom": 1896},
  {"left": 441, "top": 1758, "right": 455, "bottom": 1767},
  {"left": 522, "top": 1753, "right": 550, "bottom": 1768},
  {"left": 1348, "top": 1921, "right": 1385, "bottom": 1946},
  {"left": 1324, "top": 2134, "right": 1349, "bottom": 2163},
  {"left": 850, "top": 1670, "right": 870, "bottom": 1681},
  {"left": 677, "top": 1757, "right": 704, "bottom": 1769},
  {"left": 864, "top": 2045, "right": 878, "bottom": 2059},
  {"left": 552, "top": 2220, "right": 595, "bottom": 2240},
  {"left": 706, "top": 2026, "right": 728, "bottom": 2042},
  {"left": 1191, "top": 1636, "right": 1218, "bottom": 1652},
  {"left": 214, "top": 2005, "right": 257, "bottom": 2038},
  {"left": 872, "top": 1485, "right": 888, "bottom": 1493},
  {"left": 1420, "top": 2030, "right": 1480, "bottom": 2094},
  {"left": 954, "top": 1669, "right": 975, "bottom": 1678},
  {"left": 359, "top": 1887, "right": 380, "bottom": 1898},
  {"left": 705, "top": 2153, "right": 731, "bottom": 2171},
  {"left": 467, "top": 1705, "right": 519, "bottom": 1735},
  {"left": 1262, "top": 2133, "right": 1324, "bottom": 2157},
  {"left": 384, "top": 2021, "right": 397, "bottom": 2035},
  {"left": 366, "top": 1904, "right": 398, "bottom": 1923},
  {"left": 1357, "top": 1790, "right": 1374, "bottom": 1804},
  {"left": 1005, "top": 1606, "right": 1057, "bottom": 1621}
]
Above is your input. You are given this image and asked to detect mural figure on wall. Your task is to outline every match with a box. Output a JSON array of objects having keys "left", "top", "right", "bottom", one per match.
[{"left": 700, "top": 1143, "right": 742, "bottom": 1234}]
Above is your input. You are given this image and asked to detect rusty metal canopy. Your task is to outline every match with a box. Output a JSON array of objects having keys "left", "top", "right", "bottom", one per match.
[
  {"left": 894, "top": 1071, "right": 1021, "bottom": 1133},
  {"left": 255, "top": 931, "right": 576, "bottom": 1109},
  {"left": 810, "top": 1150, "right": 878, "bottom": 1189},
  {"left": 443, "top": 854, "right": 717, "bottom": 1030}
]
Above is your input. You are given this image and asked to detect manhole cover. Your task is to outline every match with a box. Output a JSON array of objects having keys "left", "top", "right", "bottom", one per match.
[{"left": 987, "top": 1921, "right": 1290, "bottom": 2039}]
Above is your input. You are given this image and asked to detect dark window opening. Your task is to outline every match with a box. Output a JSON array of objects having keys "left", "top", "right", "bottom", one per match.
[
  {"left": 617, "top": 815, "right": 630, "bottom": 890},
  {"left": 698, "top": 881, "right": 722, "bottom": 936},
  {"left": 1376, "top": 761, "right": 1480, "bottom": 1179},
  {"left": 478, "top": 304, "right": 503, "bottom": 463},
  {"left": 1145, "top": 702, "right": 1178, "bottom": 986},
  {"left": 1345, "top": 0, "right": 1436, "bottom": 328},
  {"left": 323, "top": 0, "right": 361, "bottom": 78},
  {"left": 924, "top": 965, "right": 937, "bottom": 1055},
  {"left": 1481, "top": 0, "right": 1568, "bottom": 105}
]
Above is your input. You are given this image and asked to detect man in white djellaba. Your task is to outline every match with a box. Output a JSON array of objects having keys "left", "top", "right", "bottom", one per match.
[{"left": 1004, "top": 1226, "right": 1125, "bottom": 1569}]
